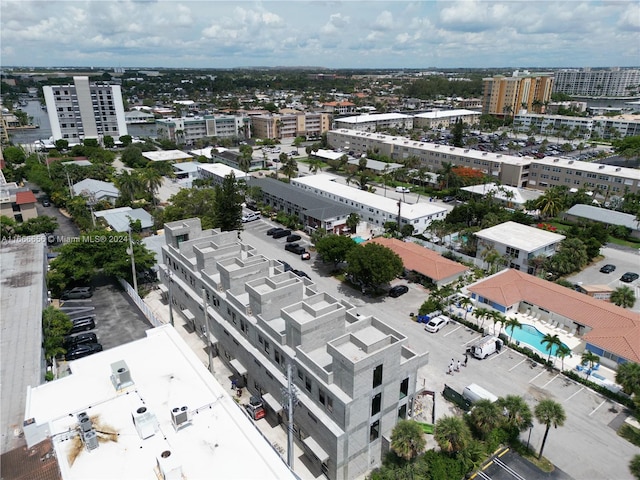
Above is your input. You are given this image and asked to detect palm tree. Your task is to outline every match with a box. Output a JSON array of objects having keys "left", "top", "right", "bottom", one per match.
[
  {"left": 535, "top": 188, "right": 566, "bottom": 220},
  {"left": 413, "top": 166, "right": 429, "bottom": 202},
  {"left": 434, "top": 416, "right": 471, "bottom": 456},
  {"left": 541, "top": 333, "right": 561, "bottom": 363},
  {"left": 459, "top": 297, "right": 473, "bottom": 321},
  {"left": 490, "top": 311, "right": 506, "bottom": 336},
  {"left": 390, "top": 420, "right": 426, "bottom": 461},
  {"left": 581, "top": 350, "right": 600, "bottom": 377},
  {"left": 534, "top": 399, "right": 566, "bottom": 460},
  {"left": 611, "top": 286, "right": 636, "bottom": 308},
  {"left": 115, "top": 170, "right": 140, "bottom": 204},
  {"left": 469, "top": 399, "right": 502, "bottom": 439},
  {"left": 309, "top": 156, "right": 324, "bottom": 174},
  {"left": 555, "top": 344, "right": 572, "bottom": 371},
  {"left": 615, "top": 362, "right": 640, "bottom": 396},
  {"left": 504, "top": 316, "right": 522, "bottom": 345},
  {"left": 497, "top": 395, "right": 533, "bottom": 436},
  {"left": 280, "top": 157, "right": 298, "bottom": 181},
  {"left": 143, "top": 168, "right": 163, "bottom": 206},
  {"left": 474, "top": 307, "right": 492, "bottom": 331}
]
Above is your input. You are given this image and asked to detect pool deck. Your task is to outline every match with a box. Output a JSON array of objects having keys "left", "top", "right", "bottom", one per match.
[{"left": 449, "top": 305, "right": 619, "bottom": 386}]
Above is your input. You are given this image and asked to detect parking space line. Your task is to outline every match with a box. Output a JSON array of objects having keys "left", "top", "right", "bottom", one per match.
[
  {"left": 529, "top": 370, "right": 546, "bottom": 383},
  {"left": 487, "top": 350, "right": 506, "bottom": 361},
  {"left": 443, "top": 325, "right": 462, "bottom": 337},
  {"left": 463, "top": 335, "right": 483, "bottom": 346},
  {"left": 564, "top": 386, "right": 584, "bottom": 403},
  {"left": 589, "top": 399, "right": 607, "bottom": 416},
  {"left": 509, "top": 359, "right": 527, "bottom": 371},
  {"left": 541, "top": 373, "right": 560, "bottom": 389}
]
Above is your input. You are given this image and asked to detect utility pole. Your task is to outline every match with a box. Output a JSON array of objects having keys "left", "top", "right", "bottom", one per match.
[{"left": 282, "top": 363, "right": 298, "bottom": 469}]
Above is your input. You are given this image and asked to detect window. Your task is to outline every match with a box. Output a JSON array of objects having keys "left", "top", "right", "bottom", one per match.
[
  {"left": 506, "top": 246, "right": 520, "bottom": 259},
  {"left": 370, "top": 420, "right": 380, "bottom": 442},
  {"left": 400, "top": 378, "right": 409, "bottom": 399},
  {"left": 305, "top": 376, "right": 312, "bottom": 392},
  {"left": 326, "top": 396, "right": 333, "bottom": 412},
  {"left": 398, "top": 404, "right": 407, "bottom": 419},
  {"left": 371, "top": 393, "right": 381, "bottom": 416},
  {"left": 264, "top": 339, "right": 270, "bottom": 354},
  {"left": 318, "top": 389, "right": 325, "bottom": 405},
  {"left": 297, "top": 368, "right": 303, "bottom": 380},
  {"left": 373, "top": 364, "right": 383, "bottom": 388}
]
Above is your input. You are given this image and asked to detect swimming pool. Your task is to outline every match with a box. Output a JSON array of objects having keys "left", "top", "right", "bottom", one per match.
[
  {"left": 352, "top": 236, "right": 366, "bottom": 244},
  {"left": 509, "top": 324, "right": 570, "bottom": 357}
]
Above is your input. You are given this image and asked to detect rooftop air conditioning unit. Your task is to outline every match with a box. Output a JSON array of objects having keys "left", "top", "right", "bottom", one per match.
[
  {"left": 83, "top": 429, "right": 99, "bottom": 451},
  {"left": 157, "top": 450, "right": 182, "bottom": 480},
  {"left": 569, "top": 160, "right": 574, "bottom": 164},
  {"left": 616, "top": 167, "right": 621, "bottom": 171},
  {"left": 110, "top": 360, "right": 134, "bottom": 391},
  {"left": 554, "top": 158, "right": 559, "bottom": 162},
  {"left": 599, "top": 165, "right": 605, "bottom": 169},
  {"left": 170, "top": 406, "right": 190, "bottom": 431},
  {"left": 132, "top": 406, "right": 157, "bottom": 440},
  {"left": 78, "top": 413, "right": 92, "bottom": 433}
]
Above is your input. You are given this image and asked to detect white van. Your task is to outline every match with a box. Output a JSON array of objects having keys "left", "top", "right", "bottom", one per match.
[
  {"left": 242, "top": 212, "right": 261, "bottom": 223},
  {"left": 462, "top": 383, "right": 498, "bottom": 404},
  {"left": 395, "top": 186, "right": 410, "bottom": 193}
]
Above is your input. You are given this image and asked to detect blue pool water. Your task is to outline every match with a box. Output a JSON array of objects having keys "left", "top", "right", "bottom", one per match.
[
  {"left": 509, "top": 324, "right": 569, "bottom": 356},
  {"left": 352, "top": 236, "right": 366, "bottom": 244}
]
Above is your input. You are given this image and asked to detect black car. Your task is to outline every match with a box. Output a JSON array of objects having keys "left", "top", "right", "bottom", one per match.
[
  {"left": 65, "top": 342, "right": 103, "bottom": 361},
  {"left": 292, "top": 269, "right": 310, "bottom": 279},
  {"left": 272, "top": 229, "right": 292, "bottom": 239},
  {"left": 389, "top": 285, "right": 409, "bottom": 298},
  {"left": 42, "top": 198, "right": 51, "bottom": 207},
  {"left": 599, "top": 264, "right": 616, "bottom": 274},
  {"left": 620, "top": 272, "right": 639, "bottom": 283},
  {"left": 278, "top": 260, "right": 293, "bottom": 272},
  {"left": 63, "top": 332, "right": 98, "bottom": 349},
  {"left": 69, "top": 316, "right": 96, "bottom": 334},
  {"left": 285, "top": 243, "right": 306, "bottom": 255},
  {"left": 442, "top": 196, "right": 455, "bottom": 203},
  {"left": 266, "top": 227, "right": 283, "bottom": 236},
  {"left": 286, "top": 234, "right": 302, "bottom": 243}
]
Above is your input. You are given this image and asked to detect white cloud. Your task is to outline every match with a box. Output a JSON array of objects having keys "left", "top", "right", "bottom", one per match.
[
  {"left": 321, "top": 13, "right": 350, "bottom": 34},
  {"left": 372, "top": 11, "right": 394, "bottom": 31}
]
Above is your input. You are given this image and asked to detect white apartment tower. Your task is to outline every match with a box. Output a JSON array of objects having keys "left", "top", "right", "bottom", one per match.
[
  {"left": 43, "top": 76, "right": 128, "bottom": 142},
  {"left": 553, "top": 68, "right": 640, "bottom": 97}
]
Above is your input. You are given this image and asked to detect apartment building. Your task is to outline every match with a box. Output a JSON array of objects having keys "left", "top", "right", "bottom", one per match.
[
  {"left": 475, "top": 221, "right": 565, "bottom": 274},
  {"left": 482, "top": 72, "right": 554, "bottom": 116},
  {"left": 250, "top": 112, "right": 331, "bottom": 140},
  {"left": 291, "top": 173, "right": 447, "bottom": 233},
  {"left": 333, "top": 113, "right": 413, "bottom": 132},
  {"left": 514, "top": 113, "right": 640, "bottom": 139},
  {"left": 327, "top": 129, "right": 640, "bottom": 195},
  {"left": 413, "top": 109, "right": 481, "bottom": 130},
  {"left": 553, "top": 68, "right": 640, "bottom": 97},
  {"left": 42, "top": 76, "right": 128, "bottom": 141},
  {"left": 160, "top": 218, "right": 428, "bottom": 480},
  {"left": 156, "top": 114, "right": 250, "bottom": 144}
]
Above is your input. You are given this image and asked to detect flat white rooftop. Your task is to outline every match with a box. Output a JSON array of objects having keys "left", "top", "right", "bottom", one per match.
[
  {"left": 414, "top": 109, "right": 480, "bottom": 119},
  {"left": 336, "top": 113, "right": 412, "bottom": 123},
  {"left": 24, "top": 325, "right": 296, "bottom": 480},
  {"left": 142, "top": 150, "right": 192, "bottom": 162},
  {"left": 197, "top": 163, "right": 249, "bottom": 179},
  {"left": 475, "top": 221, "right": 565, "bottom": 252}
]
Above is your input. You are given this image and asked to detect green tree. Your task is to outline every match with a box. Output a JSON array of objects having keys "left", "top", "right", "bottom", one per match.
[
  {"left": 119, "top": 134, "right": 133, "bottom": 146},
  {"left": 346, "top": 213, "right": 360, "bottom": 233},
  {"left": 103, "top": 135, "right": 115, "bottom": 148},
  {"left": 534, "top": 399, "right": 566, "bottom": 460},
  {"left": 451, "top": 118, "right": 464, "bottom": 147},
  {"left": 497, "top": 395, "right": 533, "bottom": 437},
  {"left": 315, "top": 235, "right": 357, "bottom": 270},
  {"left": 545, "top": 238, "right": 588, "bottom": 278},
  {"left": 345, "top": 243, "right": 404, "bottom": 293},
  {"left": 214, "top": 173, "right": 243, "bottom": 231},
  {"left": 390, "top": 420, "right": 426, "bottom": 461},
  {"left": 280, "top": 156, "right": 298, "bottom": 181},
  {"left": 610, "top": 286, "right": 636, "bottom": 308},
  {"left": 115, "top": 170, "right": 144, "bottom": 205},
  {"left": 142, "top": 168, "right": 163, "bottom": 206},
  {"left": 310, "top": 227, "right": 328, "bottom": 245},
  {"left": 468, "top": 399, "right": 502, "bottom": 439},
  {"left": 309, "top": 156, "right": 324, "bottom": 174},
  {"left": 14, "top": 216, "right": 58, "bottom": 236},
  {"left": 434, "top": 416, "right": 472, "bottom": 455},
  {"left": 555, "top": 344, "right": 572, "bottom": 371},
  {"left": 42, "top": 306, "right": 73, "bottom": 362},
  {"left": 541, "top": 333, "right": 562, "bottom": 363},
  {"left": 121, "top": 145, "right": 147, "bottom": 168},
  {"left": 504, "top": 316, "right": 522, "bottom": 345},
  {"left": 162, "top": 188, "right": 217, "bottom": 229},
  {"left": 615, "top": 362, "right": 640, "bottom": 396},
  {"left": 54, "top": 139, "right": 69, "bottom": 151},
  {"left": 581, "top": 350, "right": 600, "bottom": 376},
  {"left": 534, "top": 187, "right": 567, "bottom": 219},
  {"left": 630, "top": 454, "right": 640, "bottom": 480},
  {"left": 400, "top": 224, "right": 414, "bottom": 238}
]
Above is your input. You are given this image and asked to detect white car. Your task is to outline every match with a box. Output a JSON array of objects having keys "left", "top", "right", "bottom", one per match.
[
  {"left": 425, "top": 315, "right": 450, "bottom": 333},
  {"left": 395, "top": 186, "right": 410, "bottom": 193}
]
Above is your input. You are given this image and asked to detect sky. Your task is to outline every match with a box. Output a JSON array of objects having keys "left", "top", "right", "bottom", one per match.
[{"left": 1, "top": 0, "right": 639, "bottom": 69}]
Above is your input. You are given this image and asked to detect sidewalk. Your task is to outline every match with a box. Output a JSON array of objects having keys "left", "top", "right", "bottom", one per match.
[{"left": 143, "top": 289, "right": 320, "bottom": 480}]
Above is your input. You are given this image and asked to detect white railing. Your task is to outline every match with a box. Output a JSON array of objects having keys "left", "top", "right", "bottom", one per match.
[{"left": 117, "top": 278, "right": 163, "bottom": 328}]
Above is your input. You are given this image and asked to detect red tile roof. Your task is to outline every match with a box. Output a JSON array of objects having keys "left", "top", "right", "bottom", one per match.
[
  {"left": 365, "top": 237, "right": 468, "bottom": 282},
  {"left": 468, "top": 269, "right": 640, "bottom": 363},
  {"left": 15, "top": 191, "right": 37, "bottom": 205},
  {"left": 0, "top": 438, "right": 62, "bottom": 480}
]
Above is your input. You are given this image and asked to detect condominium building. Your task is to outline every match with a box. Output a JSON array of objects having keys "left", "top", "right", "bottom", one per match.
[
  {"left": 160, "top": 218, "right": 428, "bottom": 480},
  {"left": 327, "top": 129, "right": 640, "bottom": 195},
  {"left": 42, "top": 76, "right": 128, "bottom": 141},
  {"left": 413, "top": 109, "right": 481, "bottom": 130},
  {"left": 250, "top": 112, "right": 331, "bottom": 140},
  {"left": 514, "top": 113, "right": 640, "bottom": 139},
  {"left": 156, "top": 114, "right": 251, "bottom": 144},
  {"left": 333, "top": 113, "right": 413, "bottom": 132},
  {"left": 482, "top": 72, "right": 554, "bottom": 116},
  {"left": 553, "top": 68, "right": 640, "bottom": 97}
]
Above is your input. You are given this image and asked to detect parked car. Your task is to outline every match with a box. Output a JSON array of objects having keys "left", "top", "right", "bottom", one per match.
[
  {"left": 286, "top": 234, "right": 301, "bottom": 243},
  {"left": 42, "top": 198, "right": 51, "bottom": 207},
  {"left": 266, "top": 227, "right": 283, "bottom": 236},
  {"left": 425, "top": 315, "right": 450, "bottom": 333},
  {"left": 278, "top": 260, "right": 293, "bottom": 272},
  {"left": 69, "top": 316, "right": 96, "bottom": 334},
  {"left": 63, "top": 332, "right": 98, "bottom": 349},
  {"left": 65, "top": 342, "right": 103, "bottom": 361},
  {"left": 61, "top": 287, "right": 93, "bottom": 300},
  {"left": 395, "top": 186, "right": 410, "bottom": 193},
  {"left": 388, "top": 285, "right": 409, "bottom": 298},
  {"left": 242, "top": 212, "right": 261, "bottom": 223},
  {"left": 620, "top": 272, "right": 639, "bottom": 283},
  {"left": 292, "top": 269, "right": 310, "bottom": 279},
  {"left": 599, "top": 264, "right": 616, "bottom": 274},
  {"left": 285, "top": 243, "right": 306, "bottom": 255},
  {"left": 272, "top": 229, "right": 292, "bottom": 239},
  {"left": 301, "top": 251, "right": 311, "bottom": 261},
  {"left": 442, "top": 196, "right": 455, "bottom": 203}
]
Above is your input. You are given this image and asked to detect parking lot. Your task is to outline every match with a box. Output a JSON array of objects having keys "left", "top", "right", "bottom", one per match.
[{"left": 240, "top": 218, "right": 636, "bottom": 480}]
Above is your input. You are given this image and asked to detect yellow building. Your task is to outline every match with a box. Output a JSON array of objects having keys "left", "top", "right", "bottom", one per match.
[
  {"left": 251, "top": 112, "right": 331, "bottom": 140},
  {"left": 482, "top": 72, "right": 554, "bottom": 116}
]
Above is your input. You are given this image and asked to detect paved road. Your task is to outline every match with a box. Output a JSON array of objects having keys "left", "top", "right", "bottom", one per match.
[{"left": 240, "top": 218, "right": 637, "bottom": 480}]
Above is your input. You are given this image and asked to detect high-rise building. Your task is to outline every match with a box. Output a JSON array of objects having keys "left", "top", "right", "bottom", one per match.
[
  {"left": 553, "top": 68, "right": 640, "bottom": 97},
  {"left": 482, "top": 72, "right": 554, "bottom": 116},
  {"left": 43, "top": 76, "right": 127, "bottom": 142}
]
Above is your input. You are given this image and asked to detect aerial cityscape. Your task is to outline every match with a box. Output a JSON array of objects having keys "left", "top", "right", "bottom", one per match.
[{"left": 1, "top": 1, "right": 639, "bottom": 480}]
